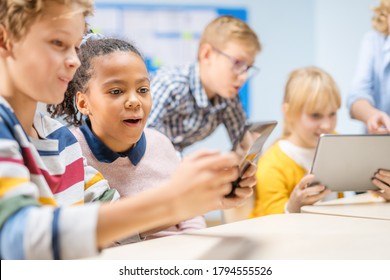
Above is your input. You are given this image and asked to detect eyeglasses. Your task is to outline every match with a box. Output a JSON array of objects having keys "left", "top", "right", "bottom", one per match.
[{"left": 212, "top": 46, "right": 260, "bottom": 79}]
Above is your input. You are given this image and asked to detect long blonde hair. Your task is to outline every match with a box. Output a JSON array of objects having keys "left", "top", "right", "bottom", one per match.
[{"left": 282, "top": 67, "right": 341, "bottom": 138}]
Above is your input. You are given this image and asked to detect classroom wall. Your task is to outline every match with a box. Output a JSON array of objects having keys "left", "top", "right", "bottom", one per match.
[
  {"left": 315, "top": 0, "right": 377, "bottom": 135},
  {"left": 92, "top": 0, "right": 377, "bottom": 152}
]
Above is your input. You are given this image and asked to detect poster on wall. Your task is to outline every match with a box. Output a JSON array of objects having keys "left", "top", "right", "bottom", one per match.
[{"left": 88, "top": 4, "right": 250, "bottom": 115}]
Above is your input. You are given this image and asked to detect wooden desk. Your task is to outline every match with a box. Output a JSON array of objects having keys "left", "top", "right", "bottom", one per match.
[
  {"left": 88, "top": 214, "right": 390, "bottom": 260},
  {"left": 301, "top": 193, "right": 390, "bottom": 220}
]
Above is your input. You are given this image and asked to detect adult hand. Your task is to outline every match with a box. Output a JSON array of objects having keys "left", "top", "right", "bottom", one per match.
[
  {"left": 287, "top": 174, "right": 331, "bottom": 213},
  {"left": 366, "top": 111, "right": 390, "bottom": 134},
  {"left": 371, "top": 169, "right": 390, "bottom": 201}
]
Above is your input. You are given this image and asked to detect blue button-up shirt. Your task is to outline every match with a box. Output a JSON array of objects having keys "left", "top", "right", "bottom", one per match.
[{"left": 347, "top": 30, "right": 390, "bottom": 116}]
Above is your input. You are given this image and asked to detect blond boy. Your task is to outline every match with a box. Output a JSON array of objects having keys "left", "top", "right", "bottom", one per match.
[{"left": 148, "top": 16, "right": 261, "bottom": 153}]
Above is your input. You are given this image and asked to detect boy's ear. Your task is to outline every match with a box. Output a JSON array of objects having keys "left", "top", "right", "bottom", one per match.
[
  {"left": 0, "top": 25, "right": 12, "bottom": 57},
  {"left": 198, "top": 43, "right": 213, "bottom": 62},
  {"left": 76, "top": 91, "right": 89, "bottom": 115}
]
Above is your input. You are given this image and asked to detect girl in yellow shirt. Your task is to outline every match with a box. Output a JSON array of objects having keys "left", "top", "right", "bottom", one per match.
[{"left": 251, "top": 66, "right": 341, "bottom": 217}]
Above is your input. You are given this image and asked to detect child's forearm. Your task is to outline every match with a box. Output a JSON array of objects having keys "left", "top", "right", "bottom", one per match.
[
  {"left": 96, "top": 150, "right": 240, "bottom": 249},
  {"left": 96, "top": 185, "right": 179, "bottom": 248}
]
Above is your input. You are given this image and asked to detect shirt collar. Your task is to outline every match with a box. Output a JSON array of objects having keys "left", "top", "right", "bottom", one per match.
[
  {"left": 189, "top": 63, "right": 210, "bottom": 108},
  {"left": 79, "top": 118, "right": 146, "bottom": 165},
  {"left": 189, "top": 63, "right": 228, "bottom": 111}
]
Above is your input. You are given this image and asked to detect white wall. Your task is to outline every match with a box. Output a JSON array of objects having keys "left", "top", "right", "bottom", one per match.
[
  {"left": 315, "top": 0, "right": 376, "bottom": 134},
  {"left": 245, "top": 0, "right": 315, "bottom": 148}
]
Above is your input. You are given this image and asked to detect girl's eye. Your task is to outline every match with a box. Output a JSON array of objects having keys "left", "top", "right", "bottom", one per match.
[
  {"left": 311, "top": 113, "right": 322, "bottom": 119},
  {"left": 109, "top": 88, "right": 123, "bottom": 95},
  {"left": 138, "top": 87, "right": 150, "bottom": 94}
]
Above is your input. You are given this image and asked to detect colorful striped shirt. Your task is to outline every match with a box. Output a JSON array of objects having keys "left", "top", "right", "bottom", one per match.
[
  {"left": 0, "top": 97, "right": 119, "bottom": 259},
  {"left": 147, "top": 63, "right": 247, "bottom": 152}
]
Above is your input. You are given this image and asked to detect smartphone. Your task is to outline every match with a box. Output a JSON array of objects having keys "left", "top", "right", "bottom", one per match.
[{"left": 225, "top": 120, "right": 277, "bottom": 197}]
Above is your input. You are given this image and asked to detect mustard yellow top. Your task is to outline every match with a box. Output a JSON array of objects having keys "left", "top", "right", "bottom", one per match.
[{"left": 250, "top": 141, "right": 306, "bottom": 217}]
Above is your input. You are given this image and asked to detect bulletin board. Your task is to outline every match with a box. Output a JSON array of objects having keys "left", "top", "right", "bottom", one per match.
[{"left": 88, "top": 3, "right": 251, "bottom": 115}]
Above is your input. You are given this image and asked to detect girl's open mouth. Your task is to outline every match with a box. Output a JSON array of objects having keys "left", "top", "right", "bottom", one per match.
[{"left": 123, "top": 119, "right": 142, "bottom": 125}]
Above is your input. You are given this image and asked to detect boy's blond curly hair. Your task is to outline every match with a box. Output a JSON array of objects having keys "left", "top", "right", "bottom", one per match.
[{"left": 0, "top": 0, "right": 93, "bottom": 41}]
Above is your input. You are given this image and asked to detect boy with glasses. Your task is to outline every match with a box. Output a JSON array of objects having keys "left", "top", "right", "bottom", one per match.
[{"left": 148, "top": 15, "right": 261, "bottom": 154}]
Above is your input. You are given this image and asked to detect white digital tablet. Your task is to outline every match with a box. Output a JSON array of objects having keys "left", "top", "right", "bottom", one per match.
[{"left": 310, "top": 134, "right": 390, "bottom": 192}]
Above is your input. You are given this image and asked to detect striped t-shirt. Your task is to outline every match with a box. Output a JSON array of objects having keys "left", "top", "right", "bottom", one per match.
[{"left": 0, "top": 97, "right": 119, "bottom": 259}]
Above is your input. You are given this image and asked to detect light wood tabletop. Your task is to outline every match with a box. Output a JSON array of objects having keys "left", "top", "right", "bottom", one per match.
[{"left": 87, "top": 213, "right": 390, "bottom": 260}]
